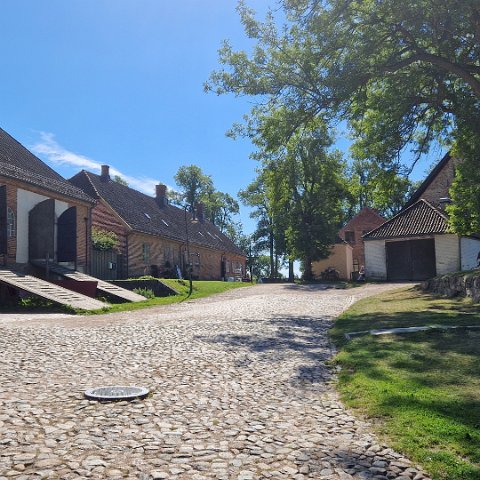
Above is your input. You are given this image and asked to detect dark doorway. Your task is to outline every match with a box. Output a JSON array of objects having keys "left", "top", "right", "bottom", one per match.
[
  {"left": 29, "top": 199, "right": 55, "bottom": 261},
  {"left": 0, "top": 186, "right": 6, "bottom": 254},
  {"left": 386, "top": 238, "right": 436, "bottom": 281},
  {"left": 57, "top": 207, "right": 77, "bottom": 262},
  {"left": 221, "top": 258, "right": 226, "bottom": 279}
]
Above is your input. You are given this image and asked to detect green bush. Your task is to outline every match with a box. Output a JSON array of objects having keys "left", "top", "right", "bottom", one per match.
[
  {"left": 92, "top": 228, "right": 118, "bottom": 251},
  {"left": 133, "top": 288, "right": 155, "bottom": 299}
]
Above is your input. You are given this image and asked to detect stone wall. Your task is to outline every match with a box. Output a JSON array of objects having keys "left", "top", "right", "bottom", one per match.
[
  {"left": 421, "top": 270, "right": 480, "bottom": 302},
  {"left": 112, "top": 279, "right": 178, "bottom": 297}
]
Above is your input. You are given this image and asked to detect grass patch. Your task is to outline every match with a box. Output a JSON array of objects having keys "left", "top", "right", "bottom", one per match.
[
  {"left": 331, "top": 286, "right": 480, "bottom": 480},
  {"left": 87, "top": 279, "right": 251, "bottom": 314},
  {"left": 0, "top": 295, "right": 76, "bottom": 314}
]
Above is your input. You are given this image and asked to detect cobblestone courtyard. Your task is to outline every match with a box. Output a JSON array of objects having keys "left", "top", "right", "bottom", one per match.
[{"left": 0, "top": 283, "right": 429, "bottom": 480}]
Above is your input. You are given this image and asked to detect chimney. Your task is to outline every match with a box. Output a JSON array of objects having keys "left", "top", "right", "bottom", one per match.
[
  {"left": 155, "top": 184, "right": 168, "bottom": 207},
  {"left": 196, "top": 202, "right": 205, "bottom": 223},
  {"left": 100, "top": 165, "right": 110, "bottom": 182}
]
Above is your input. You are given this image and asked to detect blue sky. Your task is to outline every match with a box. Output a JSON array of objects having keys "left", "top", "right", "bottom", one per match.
[{"left": 0, "top": 0, "right": 443, "bottom": 235}]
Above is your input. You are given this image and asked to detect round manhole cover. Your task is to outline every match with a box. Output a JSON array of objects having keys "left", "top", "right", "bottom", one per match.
[{"left": 84, "top": 386, "right": 149, "bottom": 401}]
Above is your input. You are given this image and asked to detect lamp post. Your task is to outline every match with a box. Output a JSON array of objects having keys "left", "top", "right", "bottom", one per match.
[{"left": 184, "top": 205, "right": 193, "bottom": 297}]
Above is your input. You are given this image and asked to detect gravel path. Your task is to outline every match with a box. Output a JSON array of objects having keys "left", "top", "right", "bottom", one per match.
[{"left": 0, "top": 282, "right": 429, "bottom": 480}]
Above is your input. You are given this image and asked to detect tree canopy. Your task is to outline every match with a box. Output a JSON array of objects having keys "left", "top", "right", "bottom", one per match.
[
  {"left": 172, "top": 164, "right": 243, "bottom": 242},
  {"left": 207, "top": 0, "right": 480, "bottom": 233}
]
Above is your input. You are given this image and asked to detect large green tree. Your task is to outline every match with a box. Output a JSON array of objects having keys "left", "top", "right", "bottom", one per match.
[
  {"left": 173, "top": 164, "right": 242, "bottom": 240},
  {"left": 265, "top": 119, "right": 349, "bottom": 280},
  {"left": 347, "top": 158, "right": 419, "bottom": 218},
  {"left": 207, "top": 0, "right": 480, "bottom": 232},
  {"left": 173, "top": 165, "right": 213, "bottom": 214},
  {"left": 239, "top": 173, "right": 279, "bottom": 278},
  {"left": 240, "top": 114, "right": 349, "bottom": 280}
]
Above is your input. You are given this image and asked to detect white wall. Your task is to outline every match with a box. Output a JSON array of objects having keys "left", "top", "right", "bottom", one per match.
[
  {"left": 364, "top": 240, "right": 387, "bottom": 280},
  {"left": 461, "top": 237, "right": 480, "bottom": 270},
  {"left": 16, "top": 189, "right": 69, "bottom": 263},
  {"left": 435, "top": 234, "right": 460, "bottom": 275}
]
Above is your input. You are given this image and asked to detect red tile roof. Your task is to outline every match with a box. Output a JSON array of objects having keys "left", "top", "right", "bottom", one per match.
[{"left": 363, "top": 200, "right": 449, "bottom": 240}]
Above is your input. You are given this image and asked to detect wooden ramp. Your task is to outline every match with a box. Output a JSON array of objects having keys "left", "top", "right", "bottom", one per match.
[
  {"left": 31, "top": 261, "right": 146, "bottom": 303},
  {"left": 0, "top": 269, "right": 108, "bottom": 311}
]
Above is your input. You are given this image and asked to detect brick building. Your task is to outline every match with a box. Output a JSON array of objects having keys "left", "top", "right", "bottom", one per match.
[
  {"left": 70, "top": 166, "right": 247, "bottom": 280},
  {"left": 0, "top": 128, "right": 94, "bottom": 273},
  {"left": 311, "top": 207, "right": 385, "bottom": 280},
  {"left": 403, "top": 152, "right": 459, "bottom": 210},
  {"left": 338, "top": 207, "right": 386, "bottom": 272},
  {"left": 364, "top": 153, "right": 480, "bottom": 281}
]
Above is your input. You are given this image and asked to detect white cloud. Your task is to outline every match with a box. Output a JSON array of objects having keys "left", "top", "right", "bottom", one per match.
[{"left": 31, "top": 132, "right": 166, "bottom": 196}]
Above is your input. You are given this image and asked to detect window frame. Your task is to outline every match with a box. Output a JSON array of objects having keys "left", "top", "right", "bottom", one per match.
[{"left": 7, "top": 207, "right": 15, "bottom": 238}]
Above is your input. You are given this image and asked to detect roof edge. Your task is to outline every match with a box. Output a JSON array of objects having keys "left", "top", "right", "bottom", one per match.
[{"left": 363, "top": 199, "right": 449, "bottom": 240}]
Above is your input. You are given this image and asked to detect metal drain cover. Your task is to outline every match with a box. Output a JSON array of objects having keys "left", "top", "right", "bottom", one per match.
[{"left": 84, "top": 386, "right": 149, "bottom": 401}]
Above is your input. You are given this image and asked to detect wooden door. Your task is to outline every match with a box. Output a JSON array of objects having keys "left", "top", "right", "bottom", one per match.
[
  {"left": 29, "top": 199, "right": 55, "bottom": 261},
  {"left": 57, "top": 207, "right": 77, "bottom": 262},
  {"left": 386, "top": 239, "right": 436, "bottom": 281}
]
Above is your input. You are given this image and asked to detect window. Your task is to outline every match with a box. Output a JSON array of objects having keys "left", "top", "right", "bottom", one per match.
[
  {"left": 142, "top": 243, "right": 150, "bottom": 263},
  {"left": 344, "top": 231, "right": 355, "bottom": 244},
  {"left": 193, "top": 253, "right": 200, "bottom": 268},
  {"left": 7, "top": 208, "right": 15, "bottom": 238},
  {"left": 233, "top": 262, "right": 243, "bottom": 274}
]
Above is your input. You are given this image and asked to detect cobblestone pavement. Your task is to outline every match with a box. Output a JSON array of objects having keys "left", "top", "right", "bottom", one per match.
[{"left": 0, "top": 283, "right": 430, "bottom": 480}]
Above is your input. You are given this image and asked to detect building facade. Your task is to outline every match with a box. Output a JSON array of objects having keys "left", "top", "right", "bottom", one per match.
[
  {"left": 0, "top": 128, "right": 94, "bottom": 274},
  {"left": 70, "top": 167, "right": 247, "bottom": 281},
  {"left": 364, "top": 154, "right": 480, "bottom": 281},
  {"left": 338, "top": 206, "right": 386, "bottom": 271}
]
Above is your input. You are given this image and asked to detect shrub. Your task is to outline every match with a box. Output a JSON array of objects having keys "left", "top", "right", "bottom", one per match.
[
  {"left": 92, "top": 228, "right": 119, "bottom": 251},
  {"left": 133, "top": 288, "right": 155, "bottom": 299}
]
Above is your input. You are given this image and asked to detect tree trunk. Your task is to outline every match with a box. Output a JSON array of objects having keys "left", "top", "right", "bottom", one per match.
[
  {"left": 269, "top": 228, "right": 275, "bottom": 278},
  {"left": 288, "top": 259, "right": 294, "bottom": 282},
  {"left": 303, "top": 256, "right": 313, "bottom": 281}
]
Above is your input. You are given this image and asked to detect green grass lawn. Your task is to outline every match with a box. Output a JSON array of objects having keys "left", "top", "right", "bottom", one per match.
[
  {"left": 0, "top": 280, "right": 252, "bottom": 314},
  {"left": 91, "top": 279, "right": 251, "bottom": 314},
  {"left": 331, "top": 286, "right": 480, "bottom": 480}
]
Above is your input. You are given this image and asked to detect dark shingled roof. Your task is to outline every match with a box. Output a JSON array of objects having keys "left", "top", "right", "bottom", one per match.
[
  {"left": 0, "top": 128, "right": 94, "bottom": 203},
  {"left": 363, "top": 199, "right": 449, "bottom": 240},
  {"left": 70, "top": 170, "right": 246, "bottom": 256}
]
